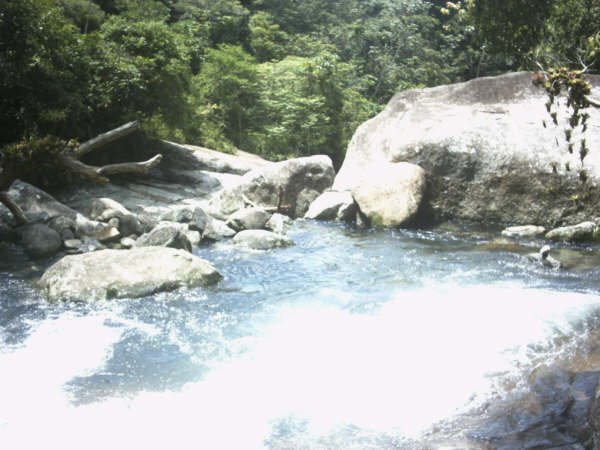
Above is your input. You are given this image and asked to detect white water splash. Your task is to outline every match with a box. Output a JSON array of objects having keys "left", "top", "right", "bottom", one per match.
[{"left": 0, "top": 284, "right": 597, "bottom": 449}]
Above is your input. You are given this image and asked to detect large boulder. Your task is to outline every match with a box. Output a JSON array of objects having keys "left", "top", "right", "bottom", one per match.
[
  {"left": 334, "top": 72, "right": 600, "bottom": 226},
  {"left": 208, "top": 155, "right": 335, "bottom": 219},
  {"left": 351, "top": 162, "right": 426, "bottom": 227},
  {"left": 38, "top": 247, "right": 221, "bottom": 302},
  {"left": 5, "top": 181, "right": 118, "bottom": 241}
]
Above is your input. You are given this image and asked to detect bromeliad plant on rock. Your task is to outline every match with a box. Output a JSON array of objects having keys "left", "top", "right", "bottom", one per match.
[{"left": 0, "top": 121, "right": 162, "bottom": 225}]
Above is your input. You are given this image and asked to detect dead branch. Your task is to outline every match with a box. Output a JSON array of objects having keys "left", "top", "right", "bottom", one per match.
[
  {"left": 0, "top": 121, "right": 162, "bottom": 225},
  {"left": 76, "top": 121, "right": 140, "bottom": 157},
  {"left": 585, "top": 95, "right": 600, "bottom": 108},
  {"left": 0, "top": 192, "right": 27, "bottom": 225}
]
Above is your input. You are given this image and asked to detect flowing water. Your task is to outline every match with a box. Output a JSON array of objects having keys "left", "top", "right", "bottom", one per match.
[{"left": 1, "top": 221, "right": 600, "bottom": 449}]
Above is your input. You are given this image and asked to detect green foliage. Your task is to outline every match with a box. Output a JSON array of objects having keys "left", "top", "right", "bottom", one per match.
[
  {"left": 59, "top": 0, "right": 106, "bottom": 32},
  {"left": 249, "top": 12, "right": 288, "bottom": 62},
  {"left": 193, "top": 44, "right": 260, "bottom": 150},
  {"left": 253, "top": 54, "right": 377, "bottom": 166},
  {"left": 533, "top": 68, "right": 593, "bottom": 181},
  {"left": 0, "top": 0, "right": 88, "bottom": 145},
  {"left": 2, "top": 0, "right": 598, "bottom": 183},
  {"left": 0, "top": 137, "right": 76, "bottom": 188}
]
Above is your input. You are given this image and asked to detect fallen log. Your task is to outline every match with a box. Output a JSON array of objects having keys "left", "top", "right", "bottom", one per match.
[{"left": 0, "top": 122, "right": 162, "bottom": 224}]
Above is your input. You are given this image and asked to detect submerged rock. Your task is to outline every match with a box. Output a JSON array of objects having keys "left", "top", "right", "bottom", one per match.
[
  {"left": 527, "top": 245, "right": 562, "bottom": 269},
  {"left": 351, "top": 162, "right": 426, "bottom": 227},
  {"left": 233, "top": 229, "right": 294, "bottom": 250},
  {"left": 39, "top": 247, "right": 221, "bottom": 302},
  {"left": 334, "top": 71, "right": 600, "bottom": 226}
]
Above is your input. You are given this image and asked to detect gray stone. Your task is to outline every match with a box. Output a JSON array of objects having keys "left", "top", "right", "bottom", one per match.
[
  {"left": 19, "top": 223, "right": 62, "bottom": 258},
  {"left": 304, "top": 190, "right": 356, "bottom": 221},
  {"left": 265, "top": 213, "right": 293, "bottom": 235},
  {"left": 63, "top": 239, "right": 82, "bottom": 250},
  {"left": 135, "top": 222, "right": 192, "bottom": 252},
  {"left": 545, "top": 221, "right": 598, "bottom": 242},
  {"left": 5, "top": 181, "right": 115, "bottom": 240},
  {"left": 527, "top": 245, "right": 562, "bottom": 269},
  {"left": 161, "top": 141, "right": 272, "bottom": 175},
  {"left": 84, "top": 197, "right": 143, "bottom": 236},
  {"left": 226, "top": 207, "right": 272, "bottom": 231},
  {"left": 233, "top": 229, "right": 294, "bottom": 250},
  {"left": 501, "top": 225, "right": 546, "bottom": 238},
  {"left": 160, "top": 205, "right": 210, "bottom": 232},
  {"left": 351, "top": 162, "right": 426, "bottom": 227},
  {"left": 184, "top": 229, "right": 202, "bottom": 246},
  {"left": 119, "top": 236, "right": 137, "bottom": 249},
  {"left": 333, "top": 71, "right": 600, "bottom": 226},
  {"left": 38, "top": 247, "right": 222, "bottom": 302},
  {"left": 79, "top": 237, "right": 105, "bottom": 253},
  {"left": 209, "top": 155, "right": 335, "bottom": 219},
  {"left": 202, "top": 218, "right": 237, "bottom": 241},
  {"left": 95, "top": 225, "right": 121, "bottom": 243}
]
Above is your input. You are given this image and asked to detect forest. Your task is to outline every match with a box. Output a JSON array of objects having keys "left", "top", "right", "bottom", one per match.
[{"left": 1, "top": 0, "right": 599, "bottom": 169}]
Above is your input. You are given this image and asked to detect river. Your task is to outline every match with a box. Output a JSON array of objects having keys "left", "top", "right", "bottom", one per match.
[{"left": 1, "top": 220, "right": 600, "bottom": 449}]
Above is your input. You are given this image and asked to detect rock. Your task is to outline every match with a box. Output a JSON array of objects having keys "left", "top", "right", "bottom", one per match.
[
  {"left": 84, "top": 197, "right": 144, "bottom": 237},
  {"left": 351, "top": 162, "right": 426, "bottom": 227},
  {"left": 119, "top": 236, "right": 137, "bottom": 249},
  {"left": 202, "top": 219, "right": 237, "bottom": 241},
  {"left": 305, "top": 190, "right": 357, "bottom": 221},
  {"left": 134, "top": 222, "right": 192, "bottom": 252},
  {"left": 38, "top": 247, "right": 222, "bottom": 302},
  {"left": 160, "top": 141, "right": 272, "bottom": 175},
  {"left": 527, "top": 245, "right": 562, "bottom": 269},
  {"left": 208, "top": 155, "right": 335, "bottom": 219},
  {"left": 545, "top": 221, "right": 597, "bottom": 242},
  {"left": 233, "top": 229, "right": 294, "bottom": 250},
  {"left": 19, "top": 223, "right": 62, "bottom": 258},
  {"left": 94, "top": 225, "right": 121, "bottom": 243},
  {"left": 265, "top": 213, "right": 293, "bottom": 235},
  {"left": 5, "top": 181, "right": 114, "bottom": 240},
  {"left": 226, "top": 207, "right": 272, "bottom": 232},
  {"left": 184, "top": 229, "right": 202, "bottom": 246},
  {"left": 63, "top": 239, "right": 82, "bottom": 250},
  {"left": 159, "top": 205, "right": 210, "bottom": 232},
  {"left": 333, "top": 72, "right": 600, "bottom": 226},
  {"left": 501, "top": 225, "right": 546, "bottom": 238}
]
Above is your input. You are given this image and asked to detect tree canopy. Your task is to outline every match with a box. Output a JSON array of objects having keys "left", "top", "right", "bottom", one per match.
[{"left": 1, "top": 0, "right": 598, "bottom": 169}]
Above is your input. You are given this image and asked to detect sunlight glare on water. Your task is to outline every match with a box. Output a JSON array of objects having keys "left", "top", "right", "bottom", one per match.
[{"left": 0, "top": 279, "right": 598, "bottom": 449}]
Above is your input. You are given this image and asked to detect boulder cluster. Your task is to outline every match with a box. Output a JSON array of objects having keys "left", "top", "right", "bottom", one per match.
[{"left": 3, "top": 71, "right": 600, "bottom": 301}]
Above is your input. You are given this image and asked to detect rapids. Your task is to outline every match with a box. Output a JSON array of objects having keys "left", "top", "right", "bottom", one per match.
[{"left": 1, "top": 220, "right": 600, "bottom": 449}]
